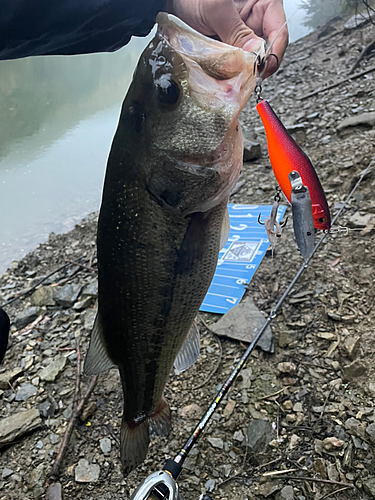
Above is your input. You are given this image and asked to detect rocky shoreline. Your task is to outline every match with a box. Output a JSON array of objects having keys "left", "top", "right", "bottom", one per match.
[{"left": 1, "top": 11, "right": 375, "bottom": 500}]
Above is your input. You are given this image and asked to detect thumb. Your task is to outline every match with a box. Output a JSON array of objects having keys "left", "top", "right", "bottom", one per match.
[{"left": 207, "top": 0, "right": 263, "bottom": 50}]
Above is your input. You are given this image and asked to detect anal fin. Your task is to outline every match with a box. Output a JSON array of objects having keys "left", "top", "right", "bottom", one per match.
[
  {"left": 83, "top": 313, "right": 116, "bottom": 375},
  {"left": 173, "top": 320, "right": 200, "bottom": 375}
]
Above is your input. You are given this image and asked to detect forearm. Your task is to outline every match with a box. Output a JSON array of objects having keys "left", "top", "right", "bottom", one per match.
[{"left": 0, "top": 0, "right": 166, "bottom": 60}]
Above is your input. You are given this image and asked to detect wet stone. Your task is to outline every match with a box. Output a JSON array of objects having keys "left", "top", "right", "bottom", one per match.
[
  {"left": 15, "top": 382, "right": 37, "bottom": 401},
  {"left": 75, "top": 459, "right": 100, "bottom": 483},
  {"left": 53, "top": 283, "right": 83, "bottom": 308},
  {"left": 13, "top": 306, "right": 41, "bottom": 330}
]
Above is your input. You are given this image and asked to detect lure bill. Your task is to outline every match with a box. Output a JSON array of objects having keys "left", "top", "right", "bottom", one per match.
[
  {"left": 256, "top": 99, "right": 331, "bottom": 231},
  {"left": 289, "top": 171, "right": 315, "bottom": 259}
]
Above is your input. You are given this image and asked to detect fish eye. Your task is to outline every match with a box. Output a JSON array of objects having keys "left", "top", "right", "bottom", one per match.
[
  {"left": 156, "top": 77, "right": 180, "bottom": 106},
  {"left": 318, "top": 217, "right": 326, "bottom": 223}
]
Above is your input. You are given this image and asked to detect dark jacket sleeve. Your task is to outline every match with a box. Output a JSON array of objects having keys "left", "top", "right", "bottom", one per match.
[{"left": 0, "top": 0, "right": 166, "bottom": 60}]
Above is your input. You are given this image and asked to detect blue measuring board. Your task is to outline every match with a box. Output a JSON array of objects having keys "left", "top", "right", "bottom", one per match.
[{"left": 200, "top": 203, "right": 287, "bottom": 314}]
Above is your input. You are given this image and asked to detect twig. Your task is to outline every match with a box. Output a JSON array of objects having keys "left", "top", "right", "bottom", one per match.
[
  {"left": 299, "top": 65, "right": 375, "bottom": 100},
  {"left": 193, "top": 319, "right": 222, "bottom": 390},
  {"left": 0, "top": 261, "right": 77, "bottom": 307},
  {"left": 258, "top": 387, "right": 288, "bottom": 401},
  {"left": 66, "top": 260, "right": 96, "bottom": 273},
  {"left": 50, "top": 375, "right": 98, "bottom": 478},
  {"left": 262, "top": 469, "right": 298, "bottom": 477},
  {"left": 0, "top": 257, "right": 87, "bottom": 307},
  {"left": 349, "top": 38, "right": 375, "bottom": 73},
  {"left": 269, "top": 476, "right": 354, "bottom": 488},
  {"left": 319, "top": 386, "right": 334, "bottom": 420},
  {"left": 320, "top": 486, "right": 351, "bottom": 500}
]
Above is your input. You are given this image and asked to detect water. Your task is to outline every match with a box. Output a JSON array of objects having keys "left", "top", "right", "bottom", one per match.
[
  {"left": 0, "top": 5, "right": 310, "bottom": 274},
  {"left": 0, "top": 36, "right": 150, "bottom": 273}
]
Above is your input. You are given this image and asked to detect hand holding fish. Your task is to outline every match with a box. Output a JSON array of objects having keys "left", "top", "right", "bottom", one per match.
[{"left": 166, "top": 0, "right": 289, "bottom": 78}]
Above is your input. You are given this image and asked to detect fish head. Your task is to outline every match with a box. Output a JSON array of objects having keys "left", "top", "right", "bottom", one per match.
[{"left": 124, "top": 13, "right": 265, "bottom": 216}]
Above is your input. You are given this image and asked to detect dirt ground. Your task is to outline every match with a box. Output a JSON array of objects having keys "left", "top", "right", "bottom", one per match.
[{"left": 0, "top": 12, "right": 375, "bottom": 500}]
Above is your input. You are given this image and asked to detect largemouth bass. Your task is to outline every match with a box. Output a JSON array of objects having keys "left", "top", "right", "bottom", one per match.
[{"left": 84, "top": 12, "right": 264, "bottom": 476}]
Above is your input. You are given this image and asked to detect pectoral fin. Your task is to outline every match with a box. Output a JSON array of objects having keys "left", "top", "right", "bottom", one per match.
[
  {"left": 173, "top": 320, "right": 200, "bottom": 374},
  {"left": 84, "top": 314, "right": 116, "bottom": 375}
]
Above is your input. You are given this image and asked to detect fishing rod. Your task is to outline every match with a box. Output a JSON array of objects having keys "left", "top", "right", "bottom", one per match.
[{"left": 130, "top": 161, "right": 373, "bottom": 500}]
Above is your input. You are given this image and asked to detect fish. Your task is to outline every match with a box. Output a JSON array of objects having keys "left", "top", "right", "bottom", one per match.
[
  {"left": 0, "top": 307, "right": 10, "bottom": 364},
  {"left": 256, "top": 99, "right": 331, "bottom": 231},
  {"left": 84, "top": 12, "right": 265, "bottom": 476}
]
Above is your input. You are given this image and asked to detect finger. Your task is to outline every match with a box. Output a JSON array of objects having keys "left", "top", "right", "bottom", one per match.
[
  {"left": 261, "top": 26, "right": 288, "bottom": 78},
  {"left": 261, "top": 0, "right": 289, "bottom": 78},
  {"left": 206, "top": 0, "right": 263, "bottom": 49}
]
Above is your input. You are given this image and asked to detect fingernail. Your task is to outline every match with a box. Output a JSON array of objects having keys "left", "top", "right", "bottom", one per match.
[{"left": 242, "top": 38, "right": 262, "bottom": 52}]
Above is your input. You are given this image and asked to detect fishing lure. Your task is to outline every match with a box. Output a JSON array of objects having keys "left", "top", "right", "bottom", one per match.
[
  {"left": 256, "top": 99, "right": 331, "bottom": 231},
  {"left": 258, "top": 189, "right": 288, "bottom": 256},
  {"left": 289, "top": 171, "right": 315, "bottom": 259}
]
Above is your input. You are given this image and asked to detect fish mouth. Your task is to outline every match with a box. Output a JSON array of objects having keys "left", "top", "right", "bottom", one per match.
[{"left": 156, "top": 13, "right": 265, "bottom": 112}]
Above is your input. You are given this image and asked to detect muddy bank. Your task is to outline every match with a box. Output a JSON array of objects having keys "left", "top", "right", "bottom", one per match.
[{"left": 1, "top": 12, "right": 375, "bottom": 500}]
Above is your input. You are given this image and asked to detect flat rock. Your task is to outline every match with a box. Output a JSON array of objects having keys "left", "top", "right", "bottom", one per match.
[
  {"left": 279, "top": 485, "right": 295, "bottom": 500},
  {"left": 337, "top": 112, "right": 375, "bottom": 131},
  {"left": 247, "top": 419, "right": 275, "bottom": 453},
  {"left": 53, "top": 284, "right": 83, "bottom": 307},
  {"left": 342, "top": 359, "right": 366, "bottom": 381},
  {"left": 0, "top": 409, "right": 42, "bottom": 448},
  {"left": 83, "top": 309, "right": 97, "bottom": 331},
  {"left": 15, "top": 383, "right": 37, "bottom": 401},
  {"left": 81, "top": 281, "right": 98, "bottom": 297},
  {"left": 2, "top": 467, "right": 13, "bottom": 479},
  {"left": 0, "top": 367, "right": 23, "bottom": 390},
  {"left": 74, "top": 459, "right": 100, "bottom": 483},
  {"left": 46, "top": 483, "right": 62, "bottom": 500},
  {"left": 243, "top": 140, "right": 261, "bottom": 161},
  {"left": 366, "top": 423, "right": 375, "bottom": 444},
  {"left": 30, "top": 286, "right": 55, "bottom": 306},
  {"left": 99, "top": 437, "right": 112, "bottom": 454},
  {"left": 348, "top": 212, "right": 375, "bottom": 229},
  {"left": 207, "top": 437, "right": 224, "bottom": 449},
  {"left": 342, "top": 335, "right": 361, "bottom": 360},
  {"left": 211, "top": 297, "right": 273, "bottom": 352},
  {"left": 363, "top": 477, "right": 375, "bottom": 499},
  {"left": 13, "top": 307, "right": 41, "bottom": 330},
  {"left": 39, "top": 356, "right": 66, "bottom": 382}
]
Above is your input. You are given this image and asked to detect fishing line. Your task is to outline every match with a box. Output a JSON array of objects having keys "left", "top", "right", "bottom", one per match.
[{"left": 130, "top": 158, "right": 373, "bottom": 500}]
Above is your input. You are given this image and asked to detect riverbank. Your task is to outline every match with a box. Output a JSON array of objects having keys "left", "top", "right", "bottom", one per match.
[{"left": 1, "top": 12, "right": 375, "bottom": 500}]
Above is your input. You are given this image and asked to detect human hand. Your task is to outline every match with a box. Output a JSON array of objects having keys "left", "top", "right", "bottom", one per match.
[{"left": 165, "top": 0, "right": 288, "bottom": 78}]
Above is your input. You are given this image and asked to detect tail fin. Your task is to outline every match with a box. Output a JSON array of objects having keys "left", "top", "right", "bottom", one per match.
[{"left": 121, "top": 398, "right": 172, "bottom": 476}]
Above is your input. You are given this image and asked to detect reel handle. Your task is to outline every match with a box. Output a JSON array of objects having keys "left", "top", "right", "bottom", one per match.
[{"left": 130, "top": 470, "right": 179, "bottom": 500}]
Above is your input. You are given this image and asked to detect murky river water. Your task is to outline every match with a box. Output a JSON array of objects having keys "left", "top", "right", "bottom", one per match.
[{"left": 0, "top": 6, "right": 311, "bottom": 273}]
